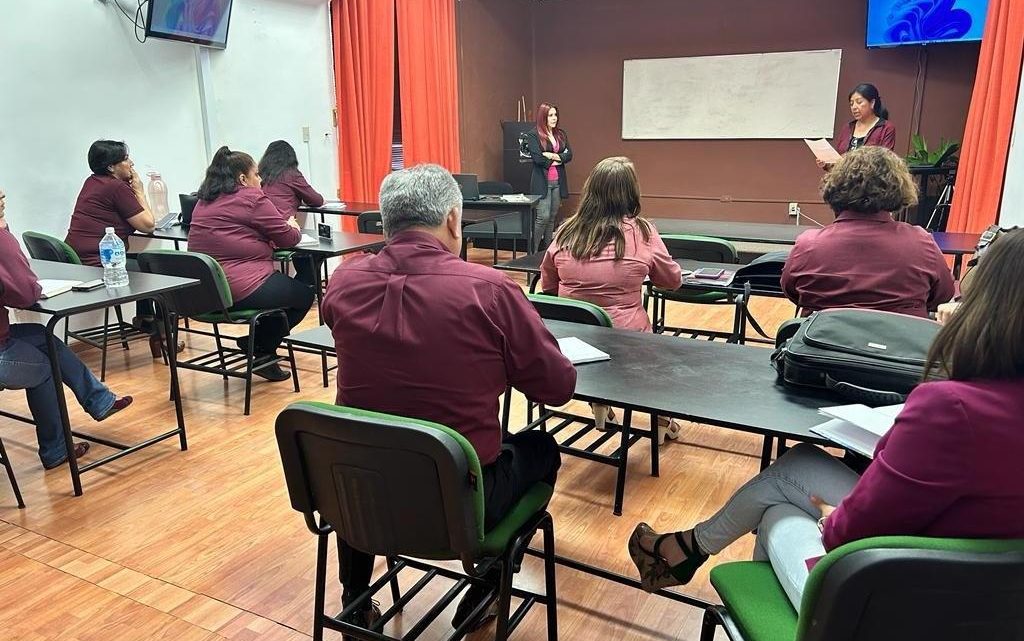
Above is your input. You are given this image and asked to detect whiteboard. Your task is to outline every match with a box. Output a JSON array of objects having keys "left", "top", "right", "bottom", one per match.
[{"left": 622, "top": 49, "right": 843, "bottom": 140}]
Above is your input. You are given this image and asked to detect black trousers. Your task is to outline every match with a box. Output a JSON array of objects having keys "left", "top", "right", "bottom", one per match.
[
  {"left": 337, "top": 430, "right": 562, "bottom": 602},
  {"left": 231, "top": 271, "right": 314, "bottom": 354},
  {"left": 291, "top": 253, "right": 325, "bottom": 288}
]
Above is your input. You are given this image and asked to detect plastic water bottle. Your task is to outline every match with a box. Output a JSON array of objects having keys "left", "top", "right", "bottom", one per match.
[
  {"left": 99, "top": 228, "right": 129, "bottom": 288},
  {"left": 147, "top": 172, "right": 170, "bottom": 219}
]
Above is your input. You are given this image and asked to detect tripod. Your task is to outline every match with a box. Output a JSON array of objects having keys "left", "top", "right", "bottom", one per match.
[{"left": 926, "top": 168, "right": 957, "bottom": 231}]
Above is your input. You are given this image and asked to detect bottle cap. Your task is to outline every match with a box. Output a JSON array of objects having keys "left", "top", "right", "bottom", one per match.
[{"left": 105, "top": 227, "right": 114, "bottom": 234}]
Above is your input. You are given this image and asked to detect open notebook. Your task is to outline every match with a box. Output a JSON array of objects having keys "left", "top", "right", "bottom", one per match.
[
  {"left": 811, "top": 404, "right": 904, "bottom": 458},
  {"left": 557, "top": 337, "right": 610, "bottom": 365},
  {"left": 37, "top": 279, "right": 83, "bottom": 299}
]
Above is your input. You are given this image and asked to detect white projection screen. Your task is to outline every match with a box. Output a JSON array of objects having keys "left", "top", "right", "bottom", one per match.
[{"left": 622, "top": 49, "right": 843, "bottom": 140}]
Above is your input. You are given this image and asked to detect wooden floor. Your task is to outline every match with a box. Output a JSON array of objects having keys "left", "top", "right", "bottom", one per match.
[{"left": 0, "top": 249, "right": 797, "bottom": 641}]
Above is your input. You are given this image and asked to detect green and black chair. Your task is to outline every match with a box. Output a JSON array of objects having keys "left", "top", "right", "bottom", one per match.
[
  {"left": 22, "top": 231, "right": 150, "bottom": 380},
  {"left": 700, "top": 535, "right": 1024, "bottom": 641},
  {"left": 136, "top": 250, "right": 297, "bottom": 415},
  {"left": 648, "top": 234, "right": 741, "bottom": 339},
  {"left": 275, "top": 402, "right": 558, "bottom": 641},
  {"left": 509, "top": 294, "right": 657, "bottom": 516}
]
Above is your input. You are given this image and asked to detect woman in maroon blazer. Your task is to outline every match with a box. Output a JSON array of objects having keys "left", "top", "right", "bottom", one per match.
[
  {"left": 628, "top": 229, "right": 1024, "bottom": 609},
  {"left": 818, "top": 83, "right": 897, "bottom": 170},
  {"left": 187, "top": 147, "right": 314, "bottom": 382}
]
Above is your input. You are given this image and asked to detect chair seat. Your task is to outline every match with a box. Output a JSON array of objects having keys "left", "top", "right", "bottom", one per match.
[
  {"left": 654, "top": 287, "right": 730, "bottom": 303},
  {"left": 709, "top": 561, "right": 798, "bottom": 641},
  {"left": 274, "top": 250, "right": 295, "bottom": 260},
  {"left": 192, "top": 308, "right": 263, "bottom": 323},
  {"left": 480, "top": 483, "right": 553, "bottom": 556}
]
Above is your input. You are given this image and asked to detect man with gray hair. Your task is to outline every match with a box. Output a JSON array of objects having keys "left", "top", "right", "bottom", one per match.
[{"left": 321, "top": 164, "right": 576, "bottom": 635}]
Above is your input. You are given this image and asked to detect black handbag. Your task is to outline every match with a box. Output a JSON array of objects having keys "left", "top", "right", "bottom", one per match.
[
  {"left": 771, "top": 308, "right": 943, "bottom": 405},
  {"left": 733, "top": 250, "right": 789, "bottom": 292}
]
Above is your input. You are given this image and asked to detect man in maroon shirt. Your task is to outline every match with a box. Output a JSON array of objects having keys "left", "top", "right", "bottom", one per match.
[
  {"left": 0, "top": 189, "right": 132, "bottom": 469},
  {"left": 321, "top": 165, "right": 576, "bottom": 633}
]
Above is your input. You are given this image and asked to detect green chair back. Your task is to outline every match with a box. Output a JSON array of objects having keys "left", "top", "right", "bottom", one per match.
[
  {"left": 661, "top": 234, "right": 738, "bottom": 264},
  {"left": 527, "top": 293, "right": 613, "bottom": 328},
  {"left": 135, "top": 250, "right": 235, "bottom": 320},
  {"left": 22, "top": 231, "right": 82, "bottom": 265}
]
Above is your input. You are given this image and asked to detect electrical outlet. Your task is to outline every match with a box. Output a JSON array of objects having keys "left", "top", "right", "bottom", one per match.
[
  {"left": 301, "top": 126, "right": 311, "bottom": 143},
  {"left": 788, "top": 202, "right": 800, "bottom": 217}
]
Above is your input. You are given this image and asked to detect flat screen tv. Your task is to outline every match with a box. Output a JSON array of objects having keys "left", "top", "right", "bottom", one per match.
[
  {"left": 146, "top": 0, "right": 234, "bottom": 49},
  {"left": 866, "top": 0, "right": 988, "bottom": 48}
]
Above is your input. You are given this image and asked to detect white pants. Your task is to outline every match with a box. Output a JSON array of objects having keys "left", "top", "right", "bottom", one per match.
[{"left": 694, "top": 444, "right": 860, "bottom": 610}]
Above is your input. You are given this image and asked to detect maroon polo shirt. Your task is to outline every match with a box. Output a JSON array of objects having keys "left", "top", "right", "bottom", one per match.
[
  {"left": 262, "top": 169, "right": 325, "bottom": 217},
  {"left": 65, "top": 174, "right": 144, "bottom": 266},
  {"left": 835, "top": 119, "right": 897, "bottom": 154},
  {"left": 781, "top": 211, "right": 955, "bottom": 317},
  {"left": 0, "top": 226, "right": 42, "bottom": 347},
  {"left": 187, "top": 187, "right": 302, "bottom": 301},
  {"left": 321, "top": 231, "right": 577, "bottom": 465}
]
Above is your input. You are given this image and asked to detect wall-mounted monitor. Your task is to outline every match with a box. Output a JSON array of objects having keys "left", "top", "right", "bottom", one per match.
[
  {"left": 146, "top": 0, "right": 234, "bottom": 49},
  {"left": 866, "top": 0, "right": 988, "bottom": 48}
]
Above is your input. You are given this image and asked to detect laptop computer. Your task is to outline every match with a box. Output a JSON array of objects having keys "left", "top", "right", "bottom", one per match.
[
  {"left": 154, "top": 209, "right": 180, "bottom": 230},
  {"left": 454, "top": 173, "right": 480, "bottom": 201}
]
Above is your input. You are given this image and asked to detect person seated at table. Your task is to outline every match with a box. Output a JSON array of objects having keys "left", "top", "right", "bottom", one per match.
[
  {"left": 258, "top": 140, "right": 325, "bottom": 287},
  {"left": 782, "top": 146, "right": 954, "bottom": 317},
  {"left": 0, "top": 189, "right": 132, "bottom": 470},
  {"left": 187, "top": 146, "right": 313, "bottom": 382},
  {"left": 64, "top": 140, "right": 173, "bottom": 355},
  {"left": 321, "top": 164, "right": 576, "bottom": 634},
  {"left": 628, "top": 228, "right": 1024, "bottom": 609},
  {"left": 539, "top": 156, "right": 682, "bottom": 439}
]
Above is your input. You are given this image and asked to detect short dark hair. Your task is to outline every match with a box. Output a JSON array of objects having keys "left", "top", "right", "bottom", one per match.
[
  {"left": 926, "top": 229, "right": 1024, "bottom": 381},
  {"left": 258, "top": 140, "right": 299, "bottom": 186},
  {"left": 197, "top": 146, "right": 256, "bottom": 202},
  {"left": 88, "top": 140, "right": 129, "bottom": 176}
]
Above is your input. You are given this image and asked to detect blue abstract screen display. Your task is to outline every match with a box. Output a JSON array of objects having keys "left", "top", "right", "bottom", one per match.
[{"left": 866, "top": 0, "right": 988, "bottom": 47}]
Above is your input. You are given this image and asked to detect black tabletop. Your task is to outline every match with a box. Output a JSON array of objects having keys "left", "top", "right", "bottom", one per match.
[
  {"left": 289, "top": 232, "right": 384, "bottom": 257},
  {"left": 650, "top": 218, "right": 815, "bottom": 244},
  {"left": 298, "top": 202, "right": 379, "bottom": 216},
  {"left": 495, "top": 252, "right": 737, "bottom": 278},
  {"left": 931, "top": 232, "right": 979, "bottom": 255},
  {"left": 283, "top": 325, "right": 334, "bottom": 350},
  {"left": 544, "top": 320, "right": 833, "bottom": 441},
  {"left": 136, "top": 224, "right": 189, "bottom": 242},
  {"left": 29, "top": 260, "right": 199, "bottom": 316}
]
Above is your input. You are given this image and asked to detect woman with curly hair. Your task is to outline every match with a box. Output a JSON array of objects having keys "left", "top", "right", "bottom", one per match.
[{"left": 782, "top": 146, "right": 954, "bottom": 317}]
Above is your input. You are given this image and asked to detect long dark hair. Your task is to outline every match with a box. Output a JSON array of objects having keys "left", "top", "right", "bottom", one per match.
[
  {"left": 849, "top": 83, "right": 889, "bottom": 120},
  {"left": 258, "top": 140, "right": 299, "bottom": 186},
  {"left": 88, "top": 140, "right": 129, "bottom": 176},
  {"left": 925, "top": 229, "right": 1024, "bottom": 381},
  {"left": 535, "top": 103, "right": 566, "bottom": 152},
  {"left": 554, "top": 157, "right": 651, "bottom": 260},
  {"left": 197, "top": 146, "right": 255, "bottom": 202}
]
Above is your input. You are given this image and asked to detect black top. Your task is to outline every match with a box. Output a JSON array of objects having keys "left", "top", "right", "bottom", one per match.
[{"left": 524, "top": 129, "right": 572, "bottom": 199}]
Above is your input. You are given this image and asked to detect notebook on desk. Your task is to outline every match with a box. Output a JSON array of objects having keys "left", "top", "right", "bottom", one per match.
[
  {"left": 292, "top": 234, "right": 321, "bottom": 248},
  {"left": 557, "top": 337, "right": 611, "bottom": 365},
  {"left": 38, "top": 279, "right": 82, "bottom": 299},
  {"left": 810, "top": 403, "right": 903, "bottom": 458}
]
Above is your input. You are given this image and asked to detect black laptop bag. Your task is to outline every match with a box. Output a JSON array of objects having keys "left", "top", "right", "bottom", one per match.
[{"left": 771, "top": 308, "right": 943, "bottom": 405}]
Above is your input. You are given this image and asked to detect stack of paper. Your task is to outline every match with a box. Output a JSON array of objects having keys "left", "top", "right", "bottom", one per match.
[
  {"left": 293, "top": 234, "right": 321, "bottom": 248},
  {"left": 37, "top": 279, "right": 83, "bottom": 299},
  {"left": 321, "top": 201, "right": 347, "bottom": 209},
  {"left": 557, "top": 337, "right": 611, "bottom": 365},
  {"left": 810, "top": 404, "right": 904, "bottom": 458},
  {"left": 500, "top": 194, "right": 532, "bottom": 203}
]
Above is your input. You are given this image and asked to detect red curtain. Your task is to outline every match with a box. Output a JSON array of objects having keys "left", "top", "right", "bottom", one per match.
[
  {"left": 396, "top": 0, "right": 462, "bottom": 171},
  {"left": 332, "top": 0, "right": 395, "bottom": 228},
  {"left": 947, "top": 0, "right": 1024, "bottom": 233}
]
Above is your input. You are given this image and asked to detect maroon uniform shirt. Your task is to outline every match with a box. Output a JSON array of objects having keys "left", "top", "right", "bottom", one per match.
[
  {"left": 0, "top": 226, "right": 42, "bottom": 347},
  {"left": 65, "top": 175, "right": 144, "bottom": 267},
  {"left": 321, "top": 231, "right": 577, "bottom": 465},
  {"left": 835, "top": 119, "right": 897, "bottom": 154},
  {"left": 187, "top": 187, "right": 302, "bottom": 301},
  {"left": 781, "top": 211, "right": 954, "bottom": 317},
  {"left": 262, "top": 169, "right": 325, "bottom": 217}
]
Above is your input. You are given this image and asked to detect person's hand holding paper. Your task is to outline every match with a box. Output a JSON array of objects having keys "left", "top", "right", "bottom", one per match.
[{"left": 805, "top": 138, "right": 842, "bottom": 170}]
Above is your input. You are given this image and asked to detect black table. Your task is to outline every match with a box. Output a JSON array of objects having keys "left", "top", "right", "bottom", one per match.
[
  {"left": 299, "top": 202, "right": 380, "bottom": 224},
  {"left": 25, "top": 261, "right": 199, "bottom": 495},
  {"left": 650, "top": 218, "right": 816, "bottom": 244},
  {"left": 135, "top": 224, "right": 189, "bottom": 250},
  {"left": 931, "top": 232, "right": 978, "bottom": 279},
  {"left": 282, "top": 325, "right": 335, "bottom": 388},
  {"left": 288, "top": 232, "right": 385, "bottom": 324}
]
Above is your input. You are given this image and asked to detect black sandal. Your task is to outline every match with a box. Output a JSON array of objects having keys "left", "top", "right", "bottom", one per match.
[{"left": 651, "top": 531, "right": 708, "bottom": 590}]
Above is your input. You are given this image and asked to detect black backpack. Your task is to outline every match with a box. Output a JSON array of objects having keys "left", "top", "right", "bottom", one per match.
[{"left": 771, "top": 308, "right": 943, "bottom": 405}]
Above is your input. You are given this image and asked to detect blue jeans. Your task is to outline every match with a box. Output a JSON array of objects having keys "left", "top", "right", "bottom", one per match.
[{"left": 0, "top": 324, "right": 115, "bottom": 466}]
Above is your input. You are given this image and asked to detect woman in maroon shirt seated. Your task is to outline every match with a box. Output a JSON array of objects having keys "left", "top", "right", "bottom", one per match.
[
  {"left": 782, "top": 146, "right": 954, "bottom": 317},
  {"left": 187, "top": 147, "right": 313, "bottom": 382},
  {"left": 258, "top": 140, "right": 325, "bottom": 287},
  {"left": 628, "top": 229, "right": 1024, "bottom": 609},
  {"left": 818, "top": 83, "right": 897, "bottom": 171}
]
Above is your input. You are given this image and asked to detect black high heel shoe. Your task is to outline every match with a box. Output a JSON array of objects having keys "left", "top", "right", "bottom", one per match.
[{"left": 628, "top": 524, "right": 708, "bottom": 592}]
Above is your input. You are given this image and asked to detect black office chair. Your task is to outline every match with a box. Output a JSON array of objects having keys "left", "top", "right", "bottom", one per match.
[
  {"left": 480, "top": 181, "right": 514, "bottom": 195},
  {"left": 276, "top": 402, "right": 559, "bottom": 641},
  {"left": 356, "top": 211, "right": 383, "bottom": 235},
  {"left": 21, "top": 231, "right": 150, "bottom": 380},
  {"left": 701, "top": 536, "right": 1024, "bottom": 641},
  {"left": 136, "top": 250, "right": 298, "bottom": 415}
]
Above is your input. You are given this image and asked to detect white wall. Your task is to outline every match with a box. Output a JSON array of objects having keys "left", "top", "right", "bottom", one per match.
[
  {"left": 999, "top": 72, "right": 1024, "bottom": 227},
  {"left": 0, "top": 0, "right": 337, "bottom": 243}
]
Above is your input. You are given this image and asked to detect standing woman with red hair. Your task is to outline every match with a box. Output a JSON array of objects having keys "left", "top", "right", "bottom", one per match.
[{"left": 526, "top": 103, "right": 572, "bottom": 251}]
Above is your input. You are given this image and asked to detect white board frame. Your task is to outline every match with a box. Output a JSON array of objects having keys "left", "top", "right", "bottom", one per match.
[{"left": 622, "top": 49, "right": 843, "bottom": 140}]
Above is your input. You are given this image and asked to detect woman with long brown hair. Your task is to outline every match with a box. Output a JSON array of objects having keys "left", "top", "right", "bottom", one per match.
[
  {"left": 525, "top": 103, "right": 573, "bottom": 251},
  {"left": 628, "top": 229, "right": 1024, "bottom": 609},
  {"left": 540, "top": 156, "right": 682, "bottom": 435}
]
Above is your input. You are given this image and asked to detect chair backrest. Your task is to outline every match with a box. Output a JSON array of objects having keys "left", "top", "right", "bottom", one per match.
[
  {"left": 275, "top": 402, "right": 484, "bottom": 564},
  {"left": 356, "top": 211, "right": 383, "bottom": 235},
  {"left": 21, "top": 232, "right": 82, "bottom": 265},
  {"left": 798, "top": 536, "right": 1024, "bottom": 641},
  {"left": 661, "top": 234, "right": 738, "bottom": 264},
  {"left": 479, "top": 181, "right": 514, "bottom": 195},
  {"left": 135, "top": 250, "right": 233, "bottom": 319},
  {"left": 179, "top": 193, "right": 199, "bottom": 227},
  {"left": 527, "top": 293, "right": 613, "bottom": 327}
]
